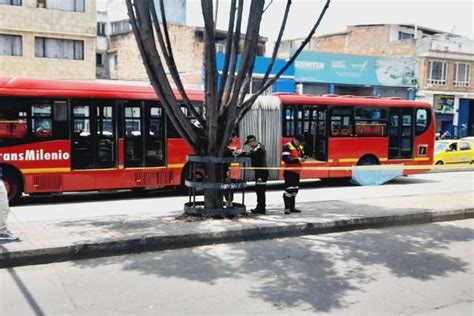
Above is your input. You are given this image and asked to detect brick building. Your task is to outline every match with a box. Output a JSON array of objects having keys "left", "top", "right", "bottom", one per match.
[
  {"left": 107, "top": 24, "right": 267, "bottom": 87},
  {"left": 0, "top": 0, "right": 96, "bottom": 80},
  {"left": 281, "top": 24, "right": 474, "bottom": 137}
]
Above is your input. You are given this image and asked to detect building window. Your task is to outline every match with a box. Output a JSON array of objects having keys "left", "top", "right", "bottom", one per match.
[
  {"left": 97, "top": 22, "right": 106, "bottom": 36},
  {"left": 96, "top": 53, "right": 104, "bottom": 67},
  {"left": 427, "top": 60, "right": 447, "bottom": 85},
  {"left": 454, "top": 63, "right": 471, "bottom": 87},
  {"left": 398, "top": 32, "right": 414, "bottom": 41},
  {"left": 0, "top": 34, "right": 22, "bottom": 56},
  {"left": 38, "top": 0, "right": 85, "bottom": 12},
  {"left": 35, "top": 37, "right": 84, "bottom": 60},
  {"left": 0, "top": 0, "right": 21, "bottom": 5},
  {"left": 250, "top": 78, "right": 272, "bottom": 96},
  {"left": 111, "top": 20, "right": 132, "bottom": 35},
  {"left": 113, "top": 54, "right": 118, "bottom": 70}
]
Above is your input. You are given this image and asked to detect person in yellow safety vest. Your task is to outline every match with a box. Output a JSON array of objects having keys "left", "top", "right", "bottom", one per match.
[{"left": 281, "top": 134, "right": 306, "bottom": 215}]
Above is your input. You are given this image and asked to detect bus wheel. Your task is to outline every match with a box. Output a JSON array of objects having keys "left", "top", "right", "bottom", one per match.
[
  {"left": 357, "top": 155, "right": 379, "bottom": 166},
  {"left": 2, "top": 170, "right": 22, "bottom": 204},
  {"left": 435, "top": 161, "right": 444, "bottom": 165}
]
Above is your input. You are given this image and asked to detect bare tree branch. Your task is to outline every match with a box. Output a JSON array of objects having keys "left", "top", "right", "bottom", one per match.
[
  {"left": 263, "top": 0, "right": 274, "bottom": 13},
  {"left": 149, "top": 0, "right": 205, "bottom": 127},
  {"left": 126, "top": 0, "right": 202, "bottom": 153},
  {"left": 218, "top": 0, "right": 265, "bottom": 156},
  {"left": 237, "top": 0, "right": 331, "bottom": 122},
  {"left": 217, "top": 0, "right": 236, "bottom": 107},
  {"left": 261, "top": 0, "right": 292, "bottom": 87},
  {"left": 221, "top": 0, "right": 244, "bottom": 107},
  {"left": 201, "top": 0, "right": 219, "bottom": 155}
]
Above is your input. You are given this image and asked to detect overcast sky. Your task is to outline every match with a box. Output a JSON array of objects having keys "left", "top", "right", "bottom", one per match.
[{"left": 186, "top": 0, "right": 474, "bottom": 41}]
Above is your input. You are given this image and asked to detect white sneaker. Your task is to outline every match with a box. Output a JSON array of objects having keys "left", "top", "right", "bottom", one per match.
[{"left": 0, "top": 231, "right": 19, "bottom": 241}]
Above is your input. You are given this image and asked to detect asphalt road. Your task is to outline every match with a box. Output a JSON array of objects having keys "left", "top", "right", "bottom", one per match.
[
  {"left": 1, "top": 219, "right": 473, "bottom": 315},
  {"left": 8, "top": 171, "right": 474, "bottom": 223}
]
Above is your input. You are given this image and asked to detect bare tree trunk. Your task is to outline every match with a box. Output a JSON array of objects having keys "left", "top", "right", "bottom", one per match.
[{"left": 126, "top": 0, "right": 332, "bottom": 214}]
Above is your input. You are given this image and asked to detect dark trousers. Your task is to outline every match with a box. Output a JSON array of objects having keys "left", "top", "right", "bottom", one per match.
[
  {"left": 255, "top": 176, "right": 267, "bottom": 211},
  {"left": 283, "top": 171, "right": 300, "bottom": 211}
]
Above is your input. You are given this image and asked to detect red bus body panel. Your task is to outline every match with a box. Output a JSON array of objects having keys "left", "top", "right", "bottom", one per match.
[{"left": 0, "top": 78, "right": 435, "bottom": 196}]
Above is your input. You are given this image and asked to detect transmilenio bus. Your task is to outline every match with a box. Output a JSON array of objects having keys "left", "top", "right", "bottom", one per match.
[{"left": 0, "top": 78, "right": 434, "bottom": 202}]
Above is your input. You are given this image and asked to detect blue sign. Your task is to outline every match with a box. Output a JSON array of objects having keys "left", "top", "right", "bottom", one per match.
[
  {"left": 293, "top": 51, "right": 417, "bottom": 87},
  {"left": 216, "top": 53, "right": 294, "bottom": 77}
]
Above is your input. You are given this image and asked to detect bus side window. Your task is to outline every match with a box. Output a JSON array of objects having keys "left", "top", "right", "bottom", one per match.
[
  {"left": 0, "top": 98, "right": 28, "bottom": 142},
  {"left": 354, "top": 107, "right": 387, "bottom": 137},
  {"left": 282, "top": 105, "right": 295, "bottom": 137},
  {"left": 330, "top": 108, "right": 353, "bottom": 137},
  {"left": 31, "top": 102, "right": 53, "bottom": 138}
]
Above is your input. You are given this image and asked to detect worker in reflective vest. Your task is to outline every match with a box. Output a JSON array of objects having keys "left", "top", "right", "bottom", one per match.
[{"left": 281, "top": 134, "right": 306, "bottom": 215}]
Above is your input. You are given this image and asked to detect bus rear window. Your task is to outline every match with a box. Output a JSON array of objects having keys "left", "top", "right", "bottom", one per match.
[{"left": 415, "top": 108, "right": 430, "bottom": 135}]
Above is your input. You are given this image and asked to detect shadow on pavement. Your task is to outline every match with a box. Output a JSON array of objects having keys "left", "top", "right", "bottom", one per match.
[{"left": 65, "top": 217, "right": 472, "bottom": 312}]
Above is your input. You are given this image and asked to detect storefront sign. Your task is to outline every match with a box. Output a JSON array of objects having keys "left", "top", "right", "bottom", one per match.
[
  {"left": 293, "top": 51, "right": 418, "bottom": 87},
  {"left": 433, "top": 94, "right": 455, "bottom": 114}
]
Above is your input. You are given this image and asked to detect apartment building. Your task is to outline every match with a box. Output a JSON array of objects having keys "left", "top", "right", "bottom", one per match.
[{"left": 0, "top": 0, "right": 96, "bottom": 80}]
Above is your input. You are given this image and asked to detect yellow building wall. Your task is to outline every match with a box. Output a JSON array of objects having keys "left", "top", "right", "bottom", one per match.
[{"left": 0, "top": 0, "right": 96, "bottom": 80}]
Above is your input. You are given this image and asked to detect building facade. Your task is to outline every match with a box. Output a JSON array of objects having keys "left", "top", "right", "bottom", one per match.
[
  {"left": 0, "top": 0, "right": 96, "bottom": 80},
  {"left": 293, "top": 24, "right": 474, "bottom": 137},
  {"left": 106, "top": 24, "right": 266, "bottom": 87}
]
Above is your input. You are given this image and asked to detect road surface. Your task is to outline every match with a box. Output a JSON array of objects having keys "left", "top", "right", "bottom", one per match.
[{"left": 1, "top": 219, "right": 473, "bottom": 315}]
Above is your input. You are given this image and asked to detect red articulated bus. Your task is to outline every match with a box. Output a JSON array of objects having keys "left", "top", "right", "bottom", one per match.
[
  {"left": 0, "top": 78, "right": 435, "bottom": 203},
  {"left": 268, "top": 94, "right": 435, "bottom": 180}
]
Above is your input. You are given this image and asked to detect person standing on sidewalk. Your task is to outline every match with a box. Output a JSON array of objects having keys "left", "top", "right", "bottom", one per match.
[
  {"left": 282, "top": 134, "right": 306, "bottom": 215},
  {"left": 0, "top": 167, "right": 19, "bottom": 241},
  {"left": 238, "top": 135, "right": 269, "bottom": 214}
]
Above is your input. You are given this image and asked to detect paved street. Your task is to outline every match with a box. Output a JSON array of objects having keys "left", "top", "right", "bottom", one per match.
[
  {"left": 8, "top": 171, "right": 474, "bottom": 223},
  {"left": 1, "top": 219, "right": 473, "bottom": 315}
]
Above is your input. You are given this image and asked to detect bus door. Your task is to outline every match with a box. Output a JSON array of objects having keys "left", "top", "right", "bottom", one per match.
[
  {"left": 123, "top": 101, "right": 166, "bottom": 167},
  {"left": 71, "top": 100, "right": 116, "bottom": 169},
  {"left": 388, "top": 108, "right": 414, "bottom": 159},
  {"left": 313, "top": 107, "right": 328, "bottom": 161}
]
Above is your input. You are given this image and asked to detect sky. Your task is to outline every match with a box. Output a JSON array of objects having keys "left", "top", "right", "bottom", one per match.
[{"left": 185, "top": 0, "right": 474, "bottom": 41}]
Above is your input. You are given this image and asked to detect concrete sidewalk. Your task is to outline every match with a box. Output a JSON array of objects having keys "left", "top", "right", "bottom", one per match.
[{"left": 1, "top": 191, "right": 473, "bottom": 268}]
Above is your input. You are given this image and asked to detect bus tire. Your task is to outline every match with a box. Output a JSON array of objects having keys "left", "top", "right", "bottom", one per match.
[
  {"left": 357, "top": 155, "right": 379, "bottom": 166},
  {"left": 435, "top": 161, "right": 444, "bottom": 165},
  {"left": 1, "top": 167, "right": 23, "bottom": 205}
]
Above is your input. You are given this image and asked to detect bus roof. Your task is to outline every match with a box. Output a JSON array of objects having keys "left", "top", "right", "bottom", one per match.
[
  {"left": 0, "top": 77, "right": 204, "bottom": 101},
  {"left": 277, "top": 93, "right": 432, "bottom": 108},
  {"left": 0, "top": 77, "right": 432, "bottom": 109}
]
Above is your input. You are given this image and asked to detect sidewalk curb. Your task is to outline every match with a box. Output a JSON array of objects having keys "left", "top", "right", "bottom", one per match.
[{"left": 1, "top": 208, "right": 473, "bottom": 268}]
